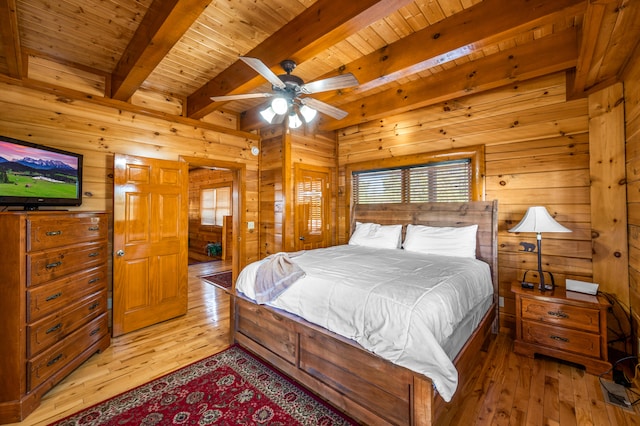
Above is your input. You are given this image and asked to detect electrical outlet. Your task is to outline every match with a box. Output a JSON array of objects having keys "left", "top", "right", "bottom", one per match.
[{"left": 499, "top": 296, "right": 504, "bottom": 308}]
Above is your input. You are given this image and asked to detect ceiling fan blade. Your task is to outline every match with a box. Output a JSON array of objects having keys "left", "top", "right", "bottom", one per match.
[
  {"left": 301, "top": 73, "right": 359, "bottom": 94},
  {"left": 210, "top": 93, "right": 272, "bottom": 102},
  {"left": 240, "top": 57, "right": 286, "bottom": 89},
  {"left": 300, "top": 97, "right": 349, "bottom": 120}
]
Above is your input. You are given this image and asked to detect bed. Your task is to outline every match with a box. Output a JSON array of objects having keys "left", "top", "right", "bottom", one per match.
[{"left": 233, "top": 201, "right": 498, "bottom": 426}]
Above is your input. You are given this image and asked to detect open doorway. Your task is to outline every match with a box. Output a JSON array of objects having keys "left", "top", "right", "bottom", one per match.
[
  {"left": 188, "top": 167, "right": 233, "bottom": 265},
  {"left": 180, "top": 156, "right": 245, "bottom": 285}
]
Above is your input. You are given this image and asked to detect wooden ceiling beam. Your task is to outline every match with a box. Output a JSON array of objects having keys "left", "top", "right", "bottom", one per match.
[
  {"left": 569, "top": 0, "right": 618, "bottom": 97},
  {"left": 317, "top": 28, "right": 578, "bottom": 131},
  {"left": 568, "top": 0, "right": 640, "bottom": 99},
  {"left": 240, "top": 0, "right": 585, "bottom": 131},
  {"left": 111, "top": 0, "right": 211, "bottom": 101},
  {"left": 186, "top": 0, "right": 415, "bottom": 119},
  {"left": 0, "top": 0, "right": 23, "bottom": 79}
]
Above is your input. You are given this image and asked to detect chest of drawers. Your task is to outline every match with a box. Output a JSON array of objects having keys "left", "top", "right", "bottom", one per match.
[
  {"left": 0, "top": 211, "right": 110, "bottom": 423},
  {"left": 511, "top": 282, "right": 611, "bottom": 375}
]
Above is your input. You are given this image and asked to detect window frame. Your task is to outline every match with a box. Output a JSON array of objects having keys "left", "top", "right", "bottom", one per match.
[
  {"left": 353, "top": 159, "right": 473, "bottom": 204},
  {"left": 199, "top": 184, "right": 232, "bottom": 227},
  {"left": 344, "top": 145, "right": 485, "bottom": 238}
]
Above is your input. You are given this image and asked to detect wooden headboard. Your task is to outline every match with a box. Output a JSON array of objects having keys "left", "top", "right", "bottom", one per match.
[{"left": 352, "top": 201, "right": 499, "bottom": 305}]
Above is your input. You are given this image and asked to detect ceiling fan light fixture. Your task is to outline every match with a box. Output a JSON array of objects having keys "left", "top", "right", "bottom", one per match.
[
  {"left": 271, "top": 97, "right": 289, "bottom": 115},
  {"left": 259, "top": 106, "right": 277, "bottom": 123},
  {"left": 288, "top": 112, "right": 303, "bottom": 129},
  {"left": 300, "top": 105, "right": 317, "bottom": 123}
]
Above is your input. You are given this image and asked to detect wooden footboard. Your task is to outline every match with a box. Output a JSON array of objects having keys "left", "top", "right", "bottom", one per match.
[{"left": 234, "top": 295, "right": 496, "bottom": 425}]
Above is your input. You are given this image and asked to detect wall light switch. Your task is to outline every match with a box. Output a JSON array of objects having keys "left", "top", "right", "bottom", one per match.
[{"left": 247, "top": 221, "right": 255, "bottom": 230}]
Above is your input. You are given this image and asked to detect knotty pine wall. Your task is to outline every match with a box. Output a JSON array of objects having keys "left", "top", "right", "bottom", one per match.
[
  {"left": 624, "top": 51, "right": 640, "bottom": 349},
  {"left": 0, "top": 80, "right": 262, "bottom": 276},
  {"left": 337, "top": 71, "right": 619, "bottom": 331}
]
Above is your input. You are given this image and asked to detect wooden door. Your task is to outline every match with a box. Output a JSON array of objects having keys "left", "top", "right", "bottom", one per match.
[
  {"left": 112, "top": 154, "right": 188, "bottom": 336},
  {"left": 295, "top": 165, "right": 330, "bottom": 250}
]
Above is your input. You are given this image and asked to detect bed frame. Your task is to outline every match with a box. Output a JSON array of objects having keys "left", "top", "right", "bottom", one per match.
[{"left": 233, "top": 201, "right": 498, "bottom": 425}]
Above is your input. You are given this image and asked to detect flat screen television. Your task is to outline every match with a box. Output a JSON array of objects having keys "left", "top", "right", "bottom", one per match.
[{"left": 0, "top": 135, "right": 83, "bottom": 210}]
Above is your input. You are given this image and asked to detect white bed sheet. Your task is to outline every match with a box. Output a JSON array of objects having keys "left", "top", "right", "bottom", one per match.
[{"left": 235, "top": 244, "right": 493, "bottom": 402}]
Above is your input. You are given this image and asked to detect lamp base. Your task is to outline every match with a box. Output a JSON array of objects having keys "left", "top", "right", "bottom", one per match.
[{"left": 521, "top": 270, "right": 555, "bottom": 291}]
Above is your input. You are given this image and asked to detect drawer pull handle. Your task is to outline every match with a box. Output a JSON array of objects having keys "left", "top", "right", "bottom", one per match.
[
  {"left": 89, "top": 302, "right": 100, "bottom": 311},
  {"left": 88, "top": 277, "right": 100, "bottom": 284},
  {"left": 46, "top": 230, "right": 62, "bottom": 236},
  {"left": 547, "top": 310, "right": 568, "bottom": 319},
  {"left": 550, "top": 335, "right": 569, "bottom": 343},
  {"left": 45, "top": 292, "right": 62, "bottom": 301},
  {"left": 88, "top": 252, "right": 100, "bottom": 258},
  {"left": 88, "top": 226, "right": 100, "bottom": 231},
  {"left": 47, "top": 354, "right": 63, "bottom": 367},
  {"left": 46, "top": 323, "right": 62, "bottom": 334},
  {"left": 46, "top": 261, "right": 62, "bottom": 269},
  {"left": 90, "top": 327, "right": 101, "bottom": 336}
]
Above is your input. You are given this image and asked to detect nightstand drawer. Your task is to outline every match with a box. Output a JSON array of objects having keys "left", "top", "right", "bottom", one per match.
[
  {"left": 521, "top": 298, "right": 600, "bottom": 333},
  {"left": 521, "top": 320, "right": 600, "bottom": 358}
]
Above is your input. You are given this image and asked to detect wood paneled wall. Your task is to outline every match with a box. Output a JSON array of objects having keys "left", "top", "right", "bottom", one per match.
[
  {"left": 0, "top": 79, "right": 261, "bottom": 276},
  {"left": 624, "top": 50, "right": 640, "bottom": 352},
  {"left": 337, "top": 71, "right": 597, "bottom": 330},
  {"left": 259, "top": 127, "right": 285, "bottom": 257}
]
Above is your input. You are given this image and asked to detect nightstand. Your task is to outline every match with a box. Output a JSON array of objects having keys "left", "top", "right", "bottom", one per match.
[{"left": 512, "top": 282, "right": 611, "bottom": 375}]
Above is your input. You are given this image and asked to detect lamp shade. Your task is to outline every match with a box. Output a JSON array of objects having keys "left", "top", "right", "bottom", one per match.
[
  {"left": 299, "top": 105, "right": 317, "bottom": 122},
  {"left": 271, "top": 97, "right": 288, "bottom": 115},
  {"left": 508, "top": 206, "right": 572, "bottom": 233},
  {"left": 259, "top": 106, "right": 277, "bottom": 123},
  {"left": 288, "top": 112, "right": 302, "bottom": 129}
]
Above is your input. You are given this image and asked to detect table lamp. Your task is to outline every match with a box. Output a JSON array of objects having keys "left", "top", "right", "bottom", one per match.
[{"left": 509, "top": 206, "right": 571, "bottom": 291}]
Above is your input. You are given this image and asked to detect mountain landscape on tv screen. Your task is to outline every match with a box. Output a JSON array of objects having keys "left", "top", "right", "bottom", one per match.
[{"left": 0, "top": 154, "right": 79, "bottom": 198}]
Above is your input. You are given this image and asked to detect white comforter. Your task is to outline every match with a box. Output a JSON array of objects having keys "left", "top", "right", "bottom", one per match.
[{"left": 235, "top": 244, "right": 493, "bottom": 402}]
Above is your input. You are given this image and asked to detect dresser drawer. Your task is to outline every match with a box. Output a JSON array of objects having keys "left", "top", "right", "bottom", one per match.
[
  {"left": 28, "top": 313, "right": 108, "bottom": 391},
  {"left": 27, "top": 215, "right": 108, "bottom": 251},
  {"left": 27, "top": 266, "right": 106, "bottom": 321},
  {"left": 27, "top": 292, "right": 107, "bottom": 357},
  {"left": 521, "top": 319, "right": 600, "bottom": 358},
  {"left": 27, "top": 242, "right": 106, "bottom": 287},
  {"left": 521, "top": 298, "right": 600, "bottom": 333}
]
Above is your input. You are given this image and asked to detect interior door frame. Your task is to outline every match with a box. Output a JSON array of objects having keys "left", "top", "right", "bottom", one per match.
[
  {"left": 180, "top": 156, "right": 245, "bottom": 285},
  {"left": 294, "top": 163, "right": 332, "bottom": 250}
]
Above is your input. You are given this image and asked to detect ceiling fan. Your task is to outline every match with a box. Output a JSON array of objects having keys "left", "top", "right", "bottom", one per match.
[{"left": 210, "top": 57, "right": 359, "bottom": 125}]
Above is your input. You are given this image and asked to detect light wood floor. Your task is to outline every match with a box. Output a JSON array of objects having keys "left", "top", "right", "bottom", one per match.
[{"left": 9, "top": 261, "right": 640, "bottom": 426}]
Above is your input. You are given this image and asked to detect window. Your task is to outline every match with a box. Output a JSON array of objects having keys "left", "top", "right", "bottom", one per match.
[
  {"left": 353, "top": 159, "right": 472, "bottom": 204},
  {"left": 200, "top": 186, "right": 231, "bottom": 225}
]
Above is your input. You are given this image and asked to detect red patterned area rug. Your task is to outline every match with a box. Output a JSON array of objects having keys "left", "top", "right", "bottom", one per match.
[
  {"left": 51, "top": 345, "right": 357, "bottom": 425},
  {"left": 201, "top": 271, "right": 233, "bottom": 290}
]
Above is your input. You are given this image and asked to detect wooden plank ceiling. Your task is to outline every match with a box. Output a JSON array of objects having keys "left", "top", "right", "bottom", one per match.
[{"left": 1, "top": 0, "right": 639, "bottom": 133}]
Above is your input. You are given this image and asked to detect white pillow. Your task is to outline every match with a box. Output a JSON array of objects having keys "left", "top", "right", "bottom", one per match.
[
  {"left": 349, "top": 222, "right": 403, "bottom": 249},
  {"left": 402, "top": 224, "right": 478, "bottom": 258}
]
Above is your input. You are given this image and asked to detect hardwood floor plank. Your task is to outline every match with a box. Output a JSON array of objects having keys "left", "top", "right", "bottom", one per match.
[
  {"left": 571, "top": 367, "right": 596, "bottom": 426},
  {"left": 509, "top": 353, "right": 533, "bottom": 425},
  {"left": 526, "top": 355, "right": 547, "bottom": 425},
  {"left": 544, "top": 359, "right": 561, "bottom": 424},
  {"left": 558, "top": 363, "right": 578, "bottom": 426}
]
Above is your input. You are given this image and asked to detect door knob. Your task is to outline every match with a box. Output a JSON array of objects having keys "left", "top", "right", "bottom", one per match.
[
  {"left": 299, "top": 236, "right": 305, "bottom": 241},
  {"left": 116, "top": 250, "right": 125, "bottom": 257}
]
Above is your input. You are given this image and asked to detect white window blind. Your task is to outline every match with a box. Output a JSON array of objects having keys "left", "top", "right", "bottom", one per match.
[
  {"left": 200, "top": 186, "right": 231, "bottom": 225},
  {"left": 353, "top": 159, "right": 471, "bottom": 204}
]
